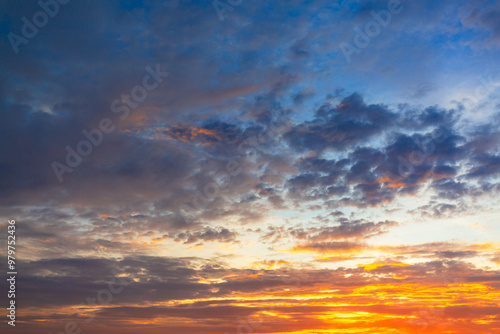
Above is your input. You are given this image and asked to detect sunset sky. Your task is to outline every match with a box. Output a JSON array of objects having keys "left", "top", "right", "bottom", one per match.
[{"left": 0, "top": 0, "right": 500, "bottom": 333}]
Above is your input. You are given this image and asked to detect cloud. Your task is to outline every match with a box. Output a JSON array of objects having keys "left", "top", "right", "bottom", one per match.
[
  {"left": 292, "top": 219, "right": 398, "bottom": 241},
  {"left": 291, "top": 241, "right": 366, "bottom": 254},
  {"left": 0, "top": 1, "right": 500, "bottom": 333},
  {"left": 173, "top": 226, "right": 239, "bottom": 245},
  {"left": 285, "top": 93, "right": 396, "bottom": 152}
]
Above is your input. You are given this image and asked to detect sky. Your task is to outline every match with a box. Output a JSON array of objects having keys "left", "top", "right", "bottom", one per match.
[{"left": 0, "top": 0, "right": 499, "bottom": 333}]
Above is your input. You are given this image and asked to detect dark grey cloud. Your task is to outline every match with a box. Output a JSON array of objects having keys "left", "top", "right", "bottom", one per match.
[
  {"left": 0, "top": 0, "right": 498, "bottom": 233},
  {"left": 285, "top": 93, "right": 396, "bottom": 152},
  {"left": 260, "top": 219, "right": 397, "bottom": 247},
  {"left": 173, "top": 226, "right": 239, "bottom": 245},
  {"left": 410, "top": 201, "right": 467, "bottom": 218}
]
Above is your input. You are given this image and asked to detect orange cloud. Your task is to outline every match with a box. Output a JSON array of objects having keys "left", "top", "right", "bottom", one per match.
[{"left": 161, "top": 126, "right": 221, "bottom": 144}]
